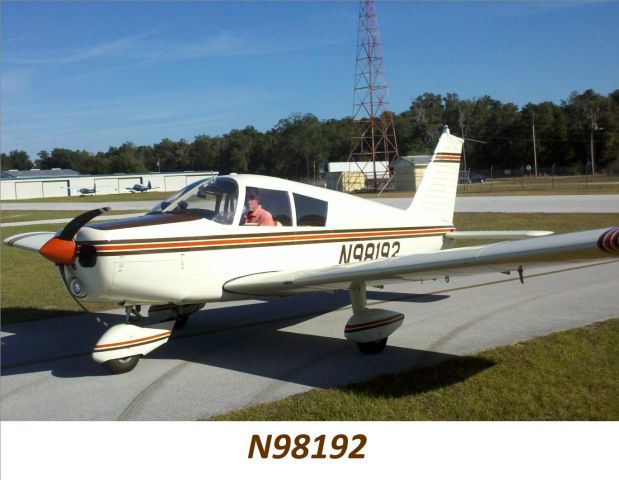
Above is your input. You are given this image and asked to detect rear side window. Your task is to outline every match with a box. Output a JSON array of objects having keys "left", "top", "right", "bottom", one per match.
[{"left": 293, "top": 193, "right": 328, "bottom": 227}]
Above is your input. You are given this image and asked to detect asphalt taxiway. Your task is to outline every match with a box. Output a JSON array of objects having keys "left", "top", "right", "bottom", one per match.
[{"left": 1, "top": 260, "right": 617, "bottom": 420}]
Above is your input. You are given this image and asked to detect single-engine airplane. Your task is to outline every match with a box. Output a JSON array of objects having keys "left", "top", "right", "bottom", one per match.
[
  {"left": 62, "top": 185, "right": 98, "bottom": 196},
  {"left": 125, "top": 180, "right": 158, "bottom": 193},
  {"left": 5, "top": 127, "right": 618, "bottom": 374}
]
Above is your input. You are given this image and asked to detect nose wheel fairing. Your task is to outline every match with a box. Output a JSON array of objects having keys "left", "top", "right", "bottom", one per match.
[
  {"left": 92, "top": 321, "right": 175, "bottom": 367},
  {"left": 92, "top": 303, "right": 204, "bottom": 373}
]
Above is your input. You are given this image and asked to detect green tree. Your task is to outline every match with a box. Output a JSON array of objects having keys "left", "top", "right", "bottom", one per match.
[
  {"left": 187, "top": 135, "right": 221, "bottom": 171},
  {"left": 154, "top": 138, "right": 189, "bottom": 172},
  {"left": 219, "top": 127, "right": 262, "bottom": 174},
  {"left": 1, "top": 150, "right": 33, "bottom": 170},
  {"left": 270, "top": 113, "right": 326, "bottom": 179},
  {"left": 107, "top": 142, "right": 146, "bottom": 173},
  {"left": 321, "top": 117, "right": 354, "bottom": 163}
]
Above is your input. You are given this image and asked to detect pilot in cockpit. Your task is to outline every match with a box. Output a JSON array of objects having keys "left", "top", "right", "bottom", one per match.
[{"left": 240, "top": 187, "right": 275, "bottom": 226}]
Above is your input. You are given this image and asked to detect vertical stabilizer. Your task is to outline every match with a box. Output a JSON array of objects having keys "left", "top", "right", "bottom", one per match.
[{"left": 407, "top": 126, "right": 464, "bottom": 224}]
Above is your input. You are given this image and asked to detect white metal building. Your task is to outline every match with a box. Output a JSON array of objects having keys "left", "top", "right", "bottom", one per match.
[{"left": 0, "top": 171, "right": 218, "bottom": 201}]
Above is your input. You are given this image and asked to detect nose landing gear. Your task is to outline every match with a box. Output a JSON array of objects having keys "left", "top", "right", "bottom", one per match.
[{"left": 92, "top": 304, "right": 203, "bottom": 374}]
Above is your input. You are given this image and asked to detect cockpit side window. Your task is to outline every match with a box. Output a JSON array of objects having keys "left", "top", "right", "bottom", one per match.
[
  {"left": 240, "top": 187, "right": 292, "bottom": 226},
  {"left": 293, "top": 193, "right": 328, "bottom": 227}
]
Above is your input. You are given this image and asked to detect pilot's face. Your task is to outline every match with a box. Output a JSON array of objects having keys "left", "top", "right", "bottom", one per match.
[{"left": 246, "top": 191, "right": 259, "bottom": 211}]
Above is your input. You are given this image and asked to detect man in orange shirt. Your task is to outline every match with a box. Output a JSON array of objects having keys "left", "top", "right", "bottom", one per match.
[{"left": 240, "top": 188, "right": 275, "bottom": 226}]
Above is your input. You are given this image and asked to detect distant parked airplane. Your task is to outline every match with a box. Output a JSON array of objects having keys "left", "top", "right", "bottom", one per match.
[
  {"left": 126, "top": 181, "right": 158, "bottom": 193},
  {"left": 62, "top": 185, "right": 98, "bottom": 196}
]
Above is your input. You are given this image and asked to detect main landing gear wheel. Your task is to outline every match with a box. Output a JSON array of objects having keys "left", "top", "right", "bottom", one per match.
[
  {"left": 356, "top": 337, "right": 387, "bottom": 355},
  {"left": 104, "top": 355, "right": 141, "bottom": 374}
]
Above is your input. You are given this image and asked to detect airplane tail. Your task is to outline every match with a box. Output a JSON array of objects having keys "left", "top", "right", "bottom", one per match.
[{"left": 407, "top": 126, "right": 464, "bottom": 225}]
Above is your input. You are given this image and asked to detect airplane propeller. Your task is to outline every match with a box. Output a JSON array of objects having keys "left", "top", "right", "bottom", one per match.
[
  {"left": 38, "top": 207, "right": 110, "bottom": 306},
  {"left": 39, "top": 207, "right": 110, "bottom": 265}
]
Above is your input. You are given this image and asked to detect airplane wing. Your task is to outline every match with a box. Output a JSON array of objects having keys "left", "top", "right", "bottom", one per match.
[
  {"left": 223, "top": 227, "right": 619, "bottom": 296},
  {"left": 4, "top": 232, "right": 57, "bottom": 253}
]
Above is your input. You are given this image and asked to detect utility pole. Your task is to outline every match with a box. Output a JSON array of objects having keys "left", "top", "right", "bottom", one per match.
[
  {"left": 590, "top": 112, "right": 597, "bottom": 176},
  {"left": 458, "top": 106, "right": 467, "bottom": 173},
  {"left": 532, "top": 113, "right": 538, "bottom": 177}
]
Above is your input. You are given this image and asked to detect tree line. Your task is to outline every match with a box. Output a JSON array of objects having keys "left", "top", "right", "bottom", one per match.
[{"left": 2, "top": 89, "right": 618, "bottom": 177}]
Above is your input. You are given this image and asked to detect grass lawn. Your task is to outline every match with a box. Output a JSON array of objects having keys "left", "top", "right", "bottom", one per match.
[
  {"left": 0, "top": 210, "right": 140, "bottom": 223},
  {"left": 2, "top": 192, "right": 170, "bottom": 203},
  {"left": 212, "top": 318, "right": 619, "bottom": 421},
  {"left": 1, "top": 220, "right": 120, "bottom": 323},
  {"left": 457, "top": 180, "right": 619, "bottom": 196}
]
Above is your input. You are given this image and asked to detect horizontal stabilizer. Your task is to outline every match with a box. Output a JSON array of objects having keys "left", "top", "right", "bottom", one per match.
[
  {"left": 3, "top": 232, "right": 56, "bottom": 253},
  {"left": 446, "top": 230, "right": 554, "bottom": 240}
]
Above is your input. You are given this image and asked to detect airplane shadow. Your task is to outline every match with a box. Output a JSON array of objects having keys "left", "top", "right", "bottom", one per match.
[
  {"left": 143, "top": 326, "right": 496, "bottom": 398},
  {"left": 2, "top": 308, "right": 80, "bottom": 324},
  {"left": 1, "top": 290, "right": 463, "bottom": 393}
]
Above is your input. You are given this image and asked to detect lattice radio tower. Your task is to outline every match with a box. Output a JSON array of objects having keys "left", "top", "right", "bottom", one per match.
[{"left": 348, "top": 0, "right": 400, "bottom": 191}]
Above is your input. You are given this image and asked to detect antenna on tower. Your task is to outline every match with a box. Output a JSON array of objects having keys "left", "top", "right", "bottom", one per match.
[{"left": 348, "top": 0, "right": 400, "bottom": 191}]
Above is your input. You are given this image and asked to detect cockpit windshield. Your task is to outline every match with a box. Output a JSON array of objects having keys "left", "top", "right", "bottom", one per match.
[{"left": 148, "top": 177, "right": 239, "bottom": 225}]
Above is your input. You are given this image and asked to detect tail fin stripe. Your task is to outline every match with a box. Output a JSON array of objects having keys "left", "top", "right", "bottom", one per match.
[{"left": 435, "top": 155, "right": 461, "bottom": 161}]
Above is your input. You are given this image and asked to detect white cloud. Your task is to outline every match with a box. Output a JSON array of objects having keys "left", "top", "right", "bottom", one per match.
[{"left": 6, "top": 28, "right": 344, "bottom": 69}]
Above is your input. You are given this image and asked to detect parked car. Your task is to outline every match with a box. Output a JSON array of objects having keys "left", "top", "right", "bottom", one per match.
[{"left": 458, "top": 172, "right": 486, "bottom": 184}]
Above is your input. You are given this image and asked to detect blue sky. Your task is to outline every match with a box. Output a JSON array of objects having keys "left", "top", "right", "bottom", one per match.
[{"left": 2, "top": 1, "right": 618, "bottom": 158}]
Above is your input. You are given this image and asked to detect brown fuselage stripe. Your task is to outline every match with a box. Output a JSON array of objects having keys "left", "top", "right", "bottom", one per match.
[
  {"left": 94, "top": 331, "right": 171, "bottom": 351},
  {"left": 345, "top": 313, "right": 405, "bottom": 333},
  {"left": 93, "top": 228, "right": 454, "bottom": 256}
]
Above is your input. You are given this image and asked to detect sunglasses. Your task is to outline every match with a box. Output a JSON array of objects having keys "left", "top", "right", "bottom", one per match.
[{"left": 247, "top": 194, "right": 258, "bottom": 200}]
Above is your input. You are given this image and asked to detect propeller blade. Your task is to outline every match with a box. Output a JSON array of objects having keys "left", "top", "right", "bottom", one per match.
[{"left": 58, "top": 207, "right": 110, "bottom": 241}]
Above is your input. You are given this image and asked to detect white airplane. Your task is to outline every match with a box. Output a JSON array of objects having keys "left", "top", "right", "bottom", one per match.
[
  {"left": 125, "top": 180, "right": 158, "bottom": 193},
  {"left": 5, "top": 127, "right": 618, "bottom": 374}
]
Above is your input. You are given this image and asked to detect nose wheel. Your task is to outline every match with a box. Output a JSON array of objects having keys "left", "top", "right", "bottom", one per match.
[{"left": 104, "top": 355, "right": 141, "bottom": 374}]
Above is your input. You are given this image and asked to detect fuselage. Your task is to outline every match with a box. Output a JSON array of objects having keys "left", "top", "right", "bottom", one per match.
[{"left": 69, "top": 175, "right": 455, "bottom": 305}]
